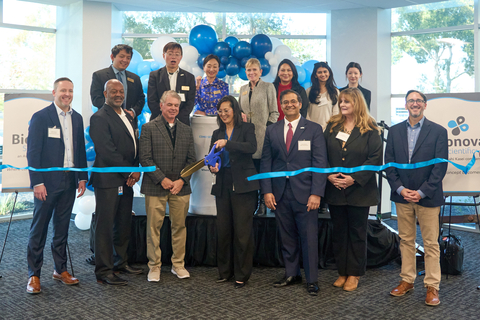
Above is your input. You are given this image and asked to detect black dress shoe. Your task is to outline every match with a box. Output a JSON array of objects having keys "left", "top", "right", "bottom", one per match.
[
  {"left": 114, "top": 265, "right": 143, "bottom": 275},
  {"left": 97, "top": 274, "right": 128, "bottom": 286},
  {"left": 273, "top": 275, "right": 302, "bottom": 287},
  {"left": 85, "top": 254, "right": 95, "bottom": 266},
  {"left": 216, "top": 276, "right": 233, "bottom": 283},
  {"left": 307, "top": 282, "right": 319, "bottom": 296},
  {"left": 234, "top": 281, "right": 246, "bottom": 289}
]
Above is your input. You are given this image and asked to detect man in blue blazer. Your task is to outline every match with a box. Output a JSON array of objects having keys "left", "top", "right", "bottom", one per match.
[
  {"left": 260, "top": 90, "right": 327, "bottom": 296},
  {"left": 26, "top": 77, "right": 88, "bottom": 294},
  {"left": 385, "top": 89, "right": 448, "bottom": 306}
]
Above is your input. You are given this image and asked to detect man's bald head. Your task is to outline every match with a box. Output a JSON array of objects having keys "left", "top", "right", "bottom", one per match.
[{"left": 103, "top": 79, "right": 125, "bottom": 110}]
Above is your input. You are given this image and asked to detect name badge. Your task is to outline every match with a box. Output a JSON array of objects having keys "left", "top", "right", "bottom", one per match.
[
  {"left": 181, "top": 86, "right": 189, "bottom": 91},
  {"left": 298, "top": 140, "right": 311, "bottom": 151},
  {"left": 336, "top": 132, "right": 350, "bottom": 142},
  {"left": 212, "top": 174, "right": 216, "bottom": 185},
  {"left": 214, "top": 90, "right": 221, "bottom": 95},
  {"left": 118, "top": 186, "right": 123, "bottom": 195},
  {"left": 48, "top": 127, "right": 61, "bottom": 139},
  {"left": 127, "top": 77, "right": 134, "bottom": 83},
  {"left": 242, "top": 91, "right": 248, "bottom": 95},
  {"left": 179, "top": 93, "right": 186, "bottom": 102}
]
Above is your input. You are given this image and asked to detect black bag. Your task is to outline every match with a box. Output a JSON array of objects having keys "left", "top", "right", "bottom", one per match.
[{"left": 439, "top": 235, "right": 464, "bottom": 275}]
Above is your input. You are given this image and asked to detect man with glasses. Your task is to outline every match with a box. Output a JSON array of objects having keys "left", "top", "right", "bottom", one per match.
[
  {"left": 385, "top": 89, "right": 448, "bottom": 306},
  {"left": 147, "top": 42, "right": 196, "bottom": 125},
  {"left": 260, "top": 90, "right": 327, "bottom": 296}
]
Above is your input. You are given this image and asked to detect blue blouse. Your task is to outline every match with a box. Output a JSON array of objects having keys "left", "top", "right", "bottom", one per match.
[{"left": 194, "top": 77, "right": 229, "bottom": 115}]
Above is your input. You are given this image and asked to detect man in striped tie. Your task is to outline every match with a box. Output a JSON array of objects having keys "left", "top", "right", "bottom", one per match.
[{"left": 260, "top": 89, "right": 327, "bottom": 296}]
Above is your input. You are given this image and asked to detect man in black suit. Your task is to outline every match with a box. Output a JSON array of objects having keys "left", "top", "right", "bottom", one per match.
[
  {"left": 90, "top": 44, "right": 145, "bottom": 118},
  {"left": 147, "top": 42, "right": 196, "bottom": 125},
  {"left": 385, "top": 90, "right": 448, "bottom": 306},
  {"left": 89, "top": 79, "right": 142, "bottom": 285},
  {"left": 26, "top": 77, "right": 88, "bottom": 294},
  {"left": 261, "top": 90, "right": 327, "bottom": 296}
]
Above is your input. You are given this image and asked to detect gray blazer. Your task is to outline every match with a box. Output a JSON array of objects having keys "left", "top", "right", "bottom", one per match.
[
  {"left": 238, "top": 79, "right": 279, "bottom": 159},
  {"left": 139, "top": 117, "right": 196, "bottom": 197}
]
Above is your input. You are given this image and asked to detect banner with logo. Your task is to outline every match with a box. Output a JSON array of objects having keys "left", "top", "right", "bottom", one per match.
[
  {"left": 425, "top": 93, "right": 480, "bottom": 194},
  {"left": 2, "top": 94, "right": 53, "bottom": 192}
]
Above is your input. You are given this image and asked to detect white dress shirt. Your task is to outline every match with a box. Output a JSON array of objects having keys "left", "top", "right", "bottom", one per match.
[{"left": 117, "top": 108, "right": 137, "bottom": 154}]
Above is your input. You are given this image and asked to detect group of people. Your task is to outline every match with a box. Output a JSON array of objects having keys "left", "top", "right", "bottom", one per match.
[{"left": 25, "top": 43, "right": 448, "bottom": 307}]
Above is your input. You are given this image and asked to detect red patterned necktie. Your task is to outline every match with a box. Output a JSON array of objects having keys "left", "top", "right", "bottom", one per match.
[{"left": 286, "top": 123, "right": 293, "bottom": 152}]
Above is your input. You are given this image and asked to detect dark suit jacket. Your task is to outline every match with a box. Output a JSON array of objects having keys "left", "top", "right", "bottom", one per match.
[
  {"left": 27, "top": 103, "right": 88, "bottom": 190},
  {"left": 147, "top": 67, "right": 196, "bottom": 125},
  {"left": 273, "top": 82, "right": 309, "bottom": 118},
  {"left": 385, "top": 117, "right": 448, "bottom": 207},
  {"left": 260, "top": 116, "right": 327, "bottom": 204},
  {"left": 209, "top": 122, "right": 260, "bottom": 197},
  {"left": 323, "top": 123, "right": 383, "bottom": 207},
  {"left": 139, "top": 117, "right": 196, "bottom": 197},
  {"left": 89, "top": 104, "right": 139, "bottom": 188},
  {"left": 339, "top": 85, "right": 371, "bottom": 110},
  {"left": 90, "top": 65, "right": 145, "bottom": 116}
]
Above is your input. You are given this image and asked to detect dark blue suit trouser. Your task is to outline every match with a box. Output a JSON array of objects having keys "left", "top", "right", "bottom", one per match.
[
  {"left": 27, "top": 172, "right": 76, "bottom": 278},
  {"left": 275, "top": 181, "right": 318, "bottom": 283}
]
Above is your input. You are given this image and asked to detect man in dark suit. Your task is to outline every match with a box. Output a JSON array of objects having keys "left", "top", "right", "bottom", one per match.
[
  {"left": 260, "top": 89, "right": 327, "bottom": 296},
  {"left": 147, "top": 42, "right": 196, "bottom": 125},
  {"left": 89, "top": 79, "right": 142, "bottom": 285},
  {"left": 90, "top": 44, "right": 145, "bottom": 118},
  {"left": 26, "top": 77, "right": 88, "bottom": 294},
  {"left": 385, "top": 89, "right": 448, "bottom": 306},
  {"left": 139, "top": 90, "right": 196, "bottom": 282}
]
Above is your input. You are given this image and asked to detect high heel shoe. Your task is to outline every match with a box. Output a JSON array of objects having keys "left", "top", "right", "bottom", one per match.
[
  {"left": 333, "top": 275, "right": 347, "bottom": 288},
  {"left": 343, "top": 276, "right": 360, "bottom": 291}
]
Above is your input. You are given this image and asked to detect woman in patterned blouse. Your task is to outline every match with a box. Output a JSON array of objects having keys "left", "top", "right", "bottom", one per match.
[{"left": 194, "top": 54, "right": 229, "bottom": 116}]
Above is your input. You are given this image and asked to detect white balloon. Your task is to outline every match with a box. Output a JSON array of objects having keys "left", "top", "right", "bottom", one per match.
[
  {"left": 275, "top": 45, "right": 292, "bottom": 60},
  {"left": 179, "top": 60, "right": 192, "bottom": 72},
  {"left": 77, "top": 195, "right": 96, "bottom": 215},
  {"left": 268, "top": 57, "right": 278, "bottom": 66},
  {"left": 151, "top": 36, "right": 177, "bottom": 64},
  {"left": 183, "top": 46, "right": 199, "bottom": 64},
  {"left": 261, "top": 74, "right": 274, "bottom": 83},
  {"left": 270, "top": 37, "right": 284, "bottom": 53},
  {"left": 181, "top": 43, "right": 190, "bottom": 50},
  {"left": 133, "top": 183, "right": 141, "bottom": 197},
  {"left": 75, "top": 213, "right": 91, "bottom": 230},
  {"left": 191, "top": 66, "right": 204, "bottom": 78},
  {"left": 265, "top": 51, "right": 273, "bottom": 60},
  {"left": 269, "top": 65, "right": 277, "bottom": 78},
  {"left": 290, "top": 57, "right": 300, "bottom": 65}
]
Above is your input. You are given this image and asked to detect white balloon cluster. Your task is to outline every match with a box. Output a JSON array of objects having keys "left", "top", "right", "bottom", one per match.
[
  {"left": 73, "top": 195, "right": 96, "bottom": 230},
  {"left": 261, "top": 37, "right": 300, "bottom": 83}
]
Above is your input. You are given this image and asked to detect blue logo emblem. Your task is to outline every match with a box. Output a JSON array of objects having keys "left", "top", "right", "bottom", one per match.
[{"left": 448, "top": 116, "right": 469, "bottom": 136}]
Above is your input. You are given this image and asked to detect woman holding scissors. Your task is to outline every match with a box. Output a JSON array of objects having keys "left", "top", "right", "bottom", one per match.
[{"left": 209, "top": 95, "right": 260, "bottom": 289}]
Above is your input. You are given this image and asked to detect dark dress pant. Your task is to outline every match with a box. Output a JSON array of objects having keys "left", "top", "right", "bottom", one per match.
[
  {"left": 215, "top": 168, "right": 256, "bottom": 283},
  {"left": 27, "top": 172, "right": 76, "bottom": 278},
  {"left": 275, "top": 180, "right": 319, "bottom": 283},
  {"left": 328, "top": 205, "right": 369, "bottom": 276},
  {"left": 94, "top": 183, "right": 133, "bottom": 279}
]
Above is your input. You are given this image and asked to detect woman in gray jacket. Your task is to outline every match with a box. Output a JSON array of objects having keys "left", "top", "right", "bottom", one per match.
[{"left": 239, "top": 58, "right": 279, "bottom": 214}]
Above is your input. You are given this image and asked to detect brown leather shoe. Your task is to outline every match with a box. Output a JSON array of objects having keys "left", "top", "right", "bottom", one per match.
[
  {"left": 26, "top": 276, "right": 41, "bottom": 294},
  {"left": 390, "top": 280, "right": 414, "bottom": 296},
  {"left": 53, "top": 270, "right": 79, "bottom": 285},
  {"left": 333, "top": 276, "right": 347, "bottom": 288},
  {"left": 425, "top": 286, "right": 440, "bottom": 306},
  {"left": 343, "top": 276, "right": 360, "bottom": 291}
]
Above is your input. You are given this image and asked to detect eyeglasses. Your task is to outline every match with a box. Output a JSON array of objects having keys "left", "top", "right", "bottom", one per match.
[
  {"left": 406, "top": 99, "right": 425, "bottom": 105},
  {"left": 165, "top": 52, "right": 181, "bottom": 58},
  {"left": 281, "top": 99, "right": 299, "bottom": 106}
]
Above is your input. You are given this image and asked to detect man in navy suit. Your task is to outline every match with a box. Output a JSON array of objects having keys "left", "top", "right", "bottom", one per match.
[
  {"left": 385, "top": 89, "right": 448, "bottom": 306},
  {"left": 90, "top": 44, "right": 145, "bottom": 118},
  {"left": 26, "top": 77, "right": 88, "bottom": 294},
  {"left": 260, "top": 90, "right": 327, "bottom": 296}
]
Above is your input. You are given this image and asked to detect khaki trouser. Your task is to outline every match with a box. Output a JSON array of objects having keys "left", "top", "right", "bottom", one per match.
[
  {"left": 146, "top": 194, "right": 190, "bottom": 269},
  {"left": 396, "top": 202, "right": 441, "bottom": 290}
]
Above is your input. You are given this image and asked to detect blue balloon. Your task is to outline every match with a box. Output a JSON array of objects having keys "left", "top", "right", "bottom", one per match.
[
  {"left": 151, "top": 60, "right": 163, "bottom": 71},
  {"left": 240, "top": 57, "right": 249, "bottom": 68},
  {"left": 225, "top": 57, "right": 240, "bottom": 76},
  {"left": 220, "top": 56, "right": 229, "bottom": 65},
  {"left": 217, "top": 70, "right": 227, "bottom": 79},
  {"left": 302, "top": 81, "right": 312, "bottom": 90},
  {"left": 296, "top": 65, "right": 307, "bottom": 84},
  {"left": 86, "top": 171, "right": 94, "bottom": 191},
  {"left": 137, "top": 61, "right": 151, "bottom": 77},
  {"left": 250, "top": 34, "right": 272, "bottom": 59},
  {"left": 140, "top": 75, "right": 149, "bottom": 92},
  {"left": 92, "top": 105, "right": 98, "bottom": 113},
  {"left": 138, "top": 112, "right": 148, "bottom": 128},
  {"left": 224, "top": 36, "right": 239, "bottom": 49},
  {"left": 189, "top": 25, "right": 218, "bottom": 54},
  {"left": 84, "top": 126, "right": 92, "bottom": 143},
  {"left": 143, "top": 102, "right": 151, "bottom": 114},
  {"left": 238, "top": 68, "right": 248, "bottom": 81},
  {"left": 85, "top": 142, "right": 96, "bottom": 161},
  {"left": 213, "top": 42, "right": 231, "bottom": 57},
  {"left": 197, "top": 54, "right": 208, "bottom": 69},
  {"left": 302, "top": 60, "right": 319, "bottom": 78},
  {"left": 219, "top": 64, "right": 225, "bottom": 71},
  {"left": 233, "top": 41, "right": 252, "bottom": 60},
  {"left": 259, "top": 58, "right": 270, "bottom": 75},
  {"left": 131, "top": 50, "right": 143, "bottom": 65},
  {"left": 126, "top": 62, "right": 138, "bottom": 74}
]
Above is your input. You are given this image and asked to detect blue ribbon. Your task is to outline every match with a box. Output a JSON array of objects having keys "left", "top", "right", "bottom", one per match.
[
  {"left": 247, "top": 151, "right": 478, "bottom": 181},
  {"left": 0, "top": 165, "right": 156, "bottom": 173}
]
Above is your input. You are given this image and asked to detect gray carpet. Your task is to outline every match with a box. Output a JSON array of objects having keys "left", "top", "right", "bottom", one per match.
[{"left": 0, "top": 218, "right": 479, "bottom": 320}]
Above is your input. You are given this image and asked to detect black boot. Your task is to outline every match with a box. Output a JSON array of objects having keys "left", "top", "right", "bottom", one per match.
[{"left": 255, "top": 194, "right": 266, "bottom": 216}]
